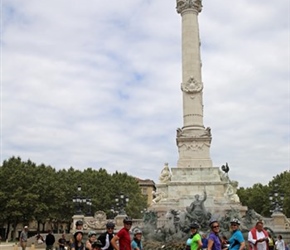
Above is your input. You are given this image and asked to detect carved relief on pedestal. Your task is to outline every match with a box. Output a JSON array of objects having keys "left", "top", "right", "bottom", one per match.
[
  {"left": 176, "top": 0, "right": 203, "bottom": 14},
  {"left": 176, "top": 127, "right": 211, "bottom": 139},
  {"left": 201, "top": 127, "right": 211, "bottom": 137},
  {"left": 181, "top": 76, "right": 203, "bottom": 94},
  {"left": 178, "top": 141, "right": 210, "bottom": 152},
  {"left": 85, "top": 211, "right": 107, "bottom": 230}
]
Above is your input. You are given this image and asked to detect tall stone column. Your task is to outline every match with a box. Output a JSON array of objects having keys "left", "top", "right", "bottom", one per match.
[{"left": 176, "top": 0, "right": 212, "bottom": 168}]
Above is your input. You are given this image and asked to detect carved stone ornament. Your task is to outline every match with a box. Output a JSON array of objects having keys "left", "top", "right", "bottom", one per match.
[
  {"left": 85, "top": 211, "right": 107, "bottom": 230},
  {"left": 181, "top": 76, "right": 203, "bottom": 93},
  {"left": 176, "top": 0, "right": 202, "bottom": 14}
]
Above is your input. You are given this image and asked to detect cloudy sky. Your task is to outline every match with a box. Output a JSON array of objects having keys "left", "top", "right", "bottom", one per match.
[{"left": 1, "top": 0, "right": 289, "bottom": 188}]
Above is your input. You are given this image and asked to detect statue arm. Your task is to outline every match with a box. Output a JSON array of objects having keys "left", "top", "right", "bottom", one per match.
[{"left": 202, "top": 190, "right": 207, "bottom": 201}]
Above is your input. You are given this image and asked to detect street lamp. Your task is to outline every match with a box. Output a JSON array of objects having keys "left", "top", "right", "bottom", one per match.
[
  {"left": 269, "top": 183, "right": 284, "bottom": 214},
  {"left": 86, "top": 198, "right": 92, "bottom": 216},
  {"left": 115, "top": 193, "right": 129, "bottom": 215},
  {"left": 72, "top": 185, "right": 93, "bottom": 215},
  {"left": 140, "top": 208, "right": 147, "bottom": 219}
]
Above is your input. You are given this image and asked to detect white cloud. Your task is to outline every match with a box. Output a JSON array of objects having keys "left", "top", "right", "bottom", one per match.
[{"left": 1, "top": 0, "right": 289, "bottom": 188}]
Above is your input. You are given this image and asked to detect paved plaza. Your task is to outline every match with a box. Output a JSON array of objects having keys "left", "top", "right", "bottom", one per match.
[{"left": 0, "top": 243, "right": 45, "bottom": 250}]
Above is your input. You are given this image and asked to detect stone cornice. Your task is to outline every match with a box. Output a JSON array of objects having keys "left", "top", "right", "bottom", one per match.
[{"left": 176, "top": 0, "right": 202, "bottom": 14}]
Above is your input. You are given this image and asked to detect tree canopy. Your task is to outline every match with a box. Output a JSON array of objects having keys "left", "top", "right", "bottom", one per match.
[
  {"left": 237, "top": 170, "right": 290, "bottom": 217},
  {"left": 0, "top": 156, "right": 148, "bottom": 237}
]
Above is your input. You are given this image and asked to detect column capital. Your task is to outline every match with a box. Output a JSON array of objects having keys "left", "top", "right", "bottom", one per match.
[{"left": 176, "top": 0, "right": 202, "bottom": 14}]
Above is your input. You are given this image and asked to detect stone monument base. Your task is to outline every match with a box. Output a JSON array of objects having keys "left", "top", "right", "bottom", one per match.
[{"left": 150, "top": 165, "right": 248, "bottom": 219}]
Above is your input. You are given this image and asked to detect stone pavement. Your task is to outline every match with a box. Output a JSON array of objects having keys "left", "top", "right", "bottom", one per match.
[{"left": 0, "top": 243, "right": 45, "bottom": 250}]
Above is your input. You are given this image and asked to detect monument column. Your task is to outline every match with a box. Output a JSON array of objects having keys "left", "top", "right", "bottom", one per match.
[{"left": 176, "top": 0, "right": 212, "bottom": 168}]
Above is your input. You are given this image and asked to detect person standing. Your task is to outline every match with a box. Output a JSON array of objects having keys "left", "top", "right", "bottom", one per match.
[
  {"left": 85, "top": 231, "right": 97, "bottom": 250},
  {"left": 111, "top": 216, "right": 132, "bottom": 250},
  {"left": 58, "top": 234, "right": 67, "bottom": 250},
  {"left": 275, "top": 235, "right": 285, "bottom": 250},
  {"left": 268, "top": 234, "right": 274, "bottom": 250},
  {"left": 75, "top": 221, "right": 83, "bottom": 231},
  {"left": 131, "top": 229, "right": 143, "bottom": 250},
  {"left": 71, "top": 231, "right": 84, "bottom": 250},
  {"left": 207, "top": 220, "right": 222, "bottom": 250},
  {"left": 45, "top": 230, "right": 55, "bottom": 250},
  {"left": 98, "top": 221, "right": 115, "bottom": 250},
  {"left": 202, "top": 234, "right": 209, "bottom": 250},
  {"left": 19, "top": 226, "right": 29, "bottom": 250},
  {"left": 228, "top": 219, "right": 245, "bottom": 250},
  {"left": 91, "top": 240, "right": 103, "bottom": 250},
  {"left": 248, "top": 220, "right": 269, "bottom": 250},
  {"left": 186, "top": 223, "right": 202, "bottom": 250}
]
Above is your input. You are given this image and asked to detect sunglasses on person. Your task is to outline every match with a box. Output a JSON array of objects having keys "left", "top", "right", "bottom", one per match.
[
  {"left": 212, "top": 225, "right": 220, "bottom": 229},
  {"left": 125, "top": 222, "right": 132, "bottom": 225}
]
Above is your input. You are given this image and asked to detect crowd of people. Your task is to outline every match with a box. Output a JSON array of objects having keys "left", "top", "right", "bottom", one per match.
[
  {"left": 66, "top": 217, "right": 141, "bottom": 250},
  {"left": 185, "top": 219, "right": 288, "bottom": 250},
  {"left": 18, "top": 218, "right": 289, "bottom": 250}
]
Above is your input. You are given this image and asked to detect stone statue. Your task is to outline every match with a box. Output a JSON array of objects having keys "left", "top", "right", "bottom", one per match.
[
  {"left": 184, "top": 189, "right": 211, "bottom": 228},
  {"left": 151, "top": 190, "right": 166, "bottom": 204},
  {"left": 225, "top": 180, "right": 240, "bottom": 203},
  {"left": 187, "top": 191, "right": 206, "bottom": 215},
  {"left": 219, "top": 163, "right": 230, "bottom": 182},
  {"left": 159, "top": 163, "right": 172, "bottom": 183},
  {"left": 221, "top": 162, "right": 230, "bottom": 173}
]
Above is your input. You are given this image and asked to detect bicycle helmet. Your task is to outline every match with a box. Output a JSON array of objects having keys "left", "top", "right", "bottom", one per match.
[
  {"left": 106, "top": 221, "right": 115, "bottom": 229},
  {"left": 123, "top": 216, "right": 133, "bottom": 224},
  {"left": 230, "top": 218, "right": 240, "bottom": 225},
  {"left": 134, "top": 228, "right": 142, "bottom": 235},
  {"left": 88, "top": 231, "right": 97, "bottom": 237},
  {"left": 190, "top": 222, "right": 200, "bottom": 229},
  {"left": 75, "top": 220, "right": 83, "bottom": 226},
  {"left": 73, "top": 230, "right": 83, "bottom": 238},
  {"left": 91, "top": 240, "right": 103, "bottom": 248},
  {"left": 209, "top": 219, "right": 219, "bottom": 227}
]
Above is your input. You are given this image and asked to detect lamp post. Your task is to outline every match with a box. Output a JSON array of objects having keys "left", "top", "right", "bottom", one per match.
[
  {"left": 269, "top": 183, "right": 285, "bottom": 214},
  {"left": 115, "top": 193, "right": 129, "bottom": 215},
  {"left": 86, "top": 198, "right": 92, "bottom": 216},
  {"left": 140, "top": 208, "right": 147, "bottom": 219},
  {"left": 110, "top": 207, "right": 119, "bottom": 219},
  {"left": 72, "top": 185, "right": 92, "bottom": 215}
]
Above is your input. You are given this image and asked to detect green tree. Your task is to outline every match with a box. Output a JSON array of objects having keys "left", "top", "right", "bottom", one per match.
[
  {"left": 0, "top": 156, "right": 148, "bottom": 240},
  {"left": 238, "top": 171, "right": 290, "bottom": 217}
]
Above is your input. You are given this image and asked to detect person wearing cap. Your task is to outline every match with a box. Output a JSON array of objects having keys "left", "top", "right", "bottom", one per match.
[
  {"left": 19, "top": 226, "right": 29, "bottom": 250},
  {"left": 85, "top": 231, "right": 97, "bottom": 250},
  {"left": 228, "top": 219, "right": 245, "bottom": 250},
  {"left": 111, "top": 216, "right": 132, "bottom": 250},
  {"left": 186, "top": 223, "right": 202, "bottom": 250},
  {"left": 76, "top": 220, "right": 83, "bottom": 231},
  {"left": 91, "top": 240, "right": 103, "bottom": 250},
  {"left": 248, "top": 220, "right": 269, "bottom": 250},
  {"left": 71, "top": 231, "right": 84, "bottom": 250},
  {"left": 131, "top": 229, "right": 143, "bottom": 250},
  {"left": 98, "top": 221, "right": 115, "bottom": 250},
  {"left": 208, "top": 220, "right": 222, "bottom": 250}
]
